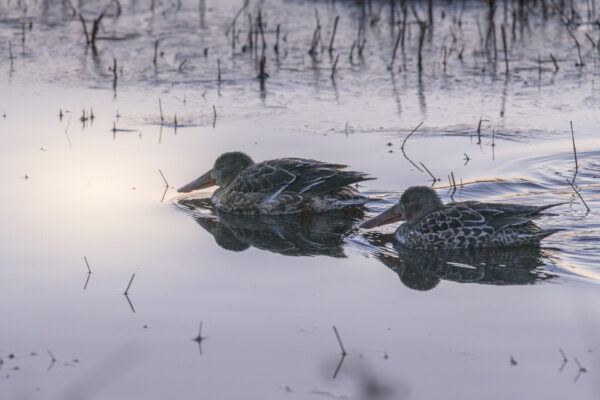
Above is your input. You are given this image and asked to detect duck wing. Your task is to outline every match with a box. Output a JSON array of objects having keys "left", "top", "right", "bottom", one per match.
[
  {"left": 228, "top": 158, "right": 373, "bottom": 196},
  {"left": 457, "top": 201, "right": 565, "bottom": 230}
]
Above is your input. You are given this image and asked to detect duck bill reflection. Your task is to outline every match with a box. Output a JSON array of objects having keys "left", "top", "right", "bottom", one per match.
[
  {"left": 360, "top": 206, "right": 404, "bottom": 229},
  {"left": 178, "top": 169, "right": 217, "bottom": 193}
]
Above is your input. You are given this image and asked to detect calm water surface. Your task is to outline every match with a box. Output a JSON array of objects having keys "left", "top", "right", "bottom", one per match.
[{"left": 1, "top": 0, "right": 599, "bottom": 399}]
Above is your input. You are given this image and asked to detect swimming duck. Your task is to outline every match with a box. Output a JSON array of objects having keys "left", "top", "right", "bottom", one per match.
[
  {"left": 360, "top": 186, "right": 563, "bottom": 249},
  {"left": 178, "top": 152, "right": 373, "bottom": 214}
]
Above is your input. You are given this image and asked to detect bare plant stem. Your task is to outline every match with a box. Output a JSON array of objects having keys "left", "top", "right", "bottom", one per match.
[{"left": 332, "top": 326, "right": 347, "bottom": 356}]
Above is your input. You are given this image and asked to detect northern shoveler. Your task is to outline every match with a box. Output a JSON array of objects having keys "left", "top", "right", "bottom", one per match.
[
  {"left": 360, "top": 186, "right": 563, "bottom": 249},
  {"left": 178, "top": 151, "right": 374, "bottom": 214}
]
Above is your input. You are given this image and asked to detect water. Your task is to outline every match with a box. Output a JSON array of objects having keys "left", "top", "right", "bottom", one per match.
[{"left": 1, "top": 0, "right": 599, "bottom": 399}]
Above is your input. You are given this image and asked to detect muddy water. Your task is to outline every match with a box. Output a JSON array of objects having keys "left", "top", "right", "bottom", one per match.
[{"left": 1, "top": 0, "right": 600, "bottom": 399}]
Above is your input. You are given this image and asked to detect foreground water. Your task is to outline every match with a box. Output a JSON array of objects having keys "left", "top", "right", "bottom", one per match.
[{"left": 1, "top": 0, "right": 600, "bottom": 399}]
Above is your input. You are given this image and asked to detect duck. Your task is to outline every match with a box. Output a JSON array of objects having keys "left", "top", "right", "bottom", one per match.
[
  {"left": 178, "top": 151, "right": 374, "bottom": 214},
  {"left": 360, "top": 186, "right": 563, "bottom": 249}
]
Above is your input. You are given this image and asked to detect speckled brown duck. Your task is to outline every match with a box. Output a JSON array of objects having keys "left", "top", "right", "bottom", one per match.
[
  {"left": 178, "top": 152, "right": 374, "bottom": 215},
  {"left": 360, "top": 186, "right": 563, "bottom": 249}
]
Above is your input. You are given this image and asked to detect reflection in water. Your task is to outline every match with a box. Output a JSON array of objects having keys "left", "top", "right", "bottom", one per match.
[
  {"left": 177, "top": 197, "right": 364, "bottom": 257},
  {"left": 362, "top": 232, "right": 557, "bottom": 291},
  {"left": 179, "top": 196, "right": 559, "bottom": 291}
]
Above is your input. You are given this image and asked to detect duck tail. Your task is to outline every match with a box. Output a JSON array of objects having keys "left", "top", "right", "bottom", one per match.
[
  {"left": 530, "top": 202, "right": 568, "bottom": 216},
  {"left": 527, "top": 228, "right": 563, "bottom": 244}
]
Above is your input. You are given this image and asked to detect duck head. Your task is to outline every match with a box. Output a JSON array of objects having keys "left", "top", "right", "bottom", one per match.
[
  {"left": 360, "top": 186, "right": 443, "bottom": 228},
  {"left": 178, "top": 152, "right": 254, "bottom": 193}
]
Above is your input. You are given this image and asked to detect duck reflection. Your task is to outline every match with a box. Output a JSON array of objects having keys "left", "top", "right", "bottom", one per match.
[
  {"left": 362, "top": 232, "right": 557, "bottom": 291},
  {"left": 178, "top": 197, "right": 364, "bottom": 257}
]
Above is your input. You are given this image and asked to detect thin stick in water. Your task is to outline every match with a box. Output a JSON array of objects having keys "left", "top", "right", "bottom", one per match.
[
  {"left": 401, "top": 122, "right": 424, "bottom": 172},
  {"left": 570, "top": 121, "right": 578, "bottom": 172},
  {"left": 153, "top": 39, "right": 159, "bottom": 66},
  {"left": 329, "top": 16, "right": 339, "bottom": 54},
  {"left": 158, "top": 98, "right": 164, "bottom": 122},
  {"left": 501, "top": 24, "right": 509, "bottom": 74},
  {"left": 332, "top": 325, "right": 347, "bottom": 356},
  {"left": 331, "top": 54, "right": 339, "bottom": 80},
  {"left": 84, "top": 256, "right": 92, "bottom": 274},
  {"left": 566, "top": 179, "right": 590, "bottom": 212},
  {"left": 550, "top": 53, "right": 559, "bottom": 71},
  {"left": 158, "top": 169, "right": 169, "bottom": 187},
  {"left": 124, "top": 273, "right": 136, "bottom": 295},
  {"left": 419, "top": 162, "right": 438, "bottom": 182}
]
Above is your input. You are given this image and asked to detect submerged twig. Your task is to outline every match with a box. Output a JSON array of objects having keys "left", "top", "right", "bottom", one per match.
[
  {"left": 158, "top": 169, "right": 169, "bottom": 187},
  {"left": 570, "top": 121, "right": 578, "bottom": 173},
  {"left": 501, "top": 24, "right": 509, "bottom": 74},
  {"left": 332, "top": 325, "right": 347, "bottom": 356},
  {"left": 400, "top": 122, "right": 424, "bottom": 172},
  {"left": 158, "top": 98, "right": 164, "bottom": 123},
  {"left": 328, "top": 16, "right": 339, "bottom": 54},
  {"left": 566, "top": 179, "right": 590, "bottom": 212},
  {"left": 84, "top": 256, "right": 92, "bottom": 274},
  {"left": 550, "top": 53, "right": 559, "bottom": 71},
  {"left": 419, "top": 162, "right": 438, "bottom": 182},
  {"left": 124, "top": 273, "right": 136, "bottom": 295},
  {"left": 331, "top": 54, "right": 339, "bottom": 80},
  {"left": 192, "top": 321, "right": 208, "bottom": 355}
]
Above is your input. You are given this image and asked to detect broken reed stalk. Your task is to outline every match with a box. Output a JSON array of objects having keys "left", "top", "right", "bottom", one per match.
[
  {"left": 79, "top": 14, "right": 90, "bottom": 44},
  {"left": 9, "top": 40, "right": 14, "bottom": 67},
  {"left": 178, "top": 59, "right": 187, "bottom": 71},
  {"left": 332, "top": 326, "right": 347, "bottom": 356},
  {"left": 570, "top": 121, "right": 578, "bottom": 172},
  {"left": 550, "top": 53, "right": 559, "bottom": 71},
  {"left": 257, "top": 10, "right": 266, "bottom": 50},
  {"left": 442, "top": 46, "right": 447, "bottom": 73},
  {"left": 390, "top": 25, "right": 402, "bottom": 70},
  {"left": 419, "top": 162, "right": 437, "bottom": 181},
  {"left": 401, "top": 122, "right": 425, "bottom": 172},
  {"left": 559, "top": 348, "right": 568, "bottom": 362},
  {"left": 247, "top": 14, "right": 253, "bottom": 50},
  {"left": 225, "top": 0, "right": 249, "bottom": 36},
  {"left": 199, "top": 0, "right": 206, "bottom": 28},
  {"left": 331, "top": 54, "right": 339, "bottom": 80},
  {"left": 153, "top": 39, "right": 159, "bottom": 66},
  {"left": 401, "top": 121, "right": 424, "bottom": 151},
  {"left": 217, "top": 58, "right": 221, "bottom": 83},
  {"left": 84, "top": 256, "right": 92, "bottom": 273},
  {"left": 417, "top": 22, "right": 426, "bottom": 72},
  {"left": 329, "top": 16, "right": 339, "bottom": 54},
  {"left": 566, "top": 179, "right": 590, "bottom": 212},
  {"left": 124, "top": 273, "right": 136, "bottom": 295},
  {"left": 428, "top": 0, "right": 434, "bottom": 27},
  {"left": 158, "top": 169, "right": 169, "bottom": 187},
  {"left": 90, "top": 11, "right": 105, "bottom": 46},
  {"left": 212, "top": 105, "right": 217, "bottom": 128},
  {"left": 501, "top": 24, "right": 509, "bottom": 74},
  {"left": 274, "top": 24, "right": 280, "bottom": 53},
  {"left": 477, "top": 118, "right": 483, "bottom": 144},
  {"left": 258, "top": 55, "right": 267, "bottom": 78},
  {"left": 566, "top": 27, "right": 585, "bottom": 66},
  {"left": 158, "top": 98, "right": 164, "bottom": 122},
  {"left": 112, "top": 58, "right": 118, "bottom": 88},
  {"left": 308, "top": 16, "right": 321, "bottom": 56},
  {"left": 585, "top": 33, "right": 596, "bottom": 48}
]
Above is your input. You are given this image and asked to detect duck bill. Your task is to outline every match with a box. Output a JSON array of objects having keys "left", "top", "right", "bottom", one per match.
[
  {"left": 177, "top": 169, "right": 217, "bottom": 193},
  {"left": 360, "top": 206, "right": 404, "bottom": 229}
]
